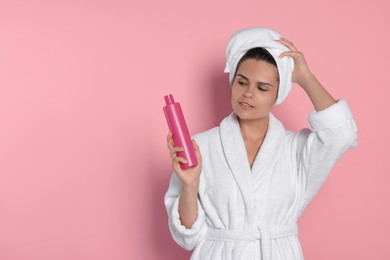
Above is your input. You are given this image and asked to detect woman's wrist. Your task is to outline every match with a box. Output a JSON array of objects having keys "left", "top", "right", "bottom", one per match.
[
  {"left": 182, "top": 183, "right": 199, "bottom": 194},
  {"left": 297, "top": 71, "right": 316, "bottom": 90}
]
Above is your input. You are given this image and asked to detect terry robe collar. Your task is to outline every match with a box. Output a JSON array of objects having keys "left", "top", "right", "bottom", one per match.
[{"left": 219, "top": 111, "right": 286, "bottom": 226}]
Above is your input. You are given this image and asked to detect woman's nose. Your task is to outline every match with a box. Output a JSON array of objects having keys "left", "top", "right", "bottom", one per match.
[
  {"left": 243, "top": 87, "right": 254, "bottom": 98},
  {"left": 243, "top": 92, "right": 252, "bottom": 98}
]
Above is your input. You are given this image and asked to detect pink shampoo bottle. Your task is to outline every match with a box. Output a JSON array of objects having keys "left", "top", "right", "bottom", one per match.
[{"left": 163, "top": 94, "right": 198, "bottom": 169}]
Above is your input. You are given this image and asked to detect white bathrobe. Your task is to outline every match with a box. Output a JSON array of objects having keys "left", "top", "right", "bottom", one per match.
[{"left": 164, "top": 99, "right": 358, "bottom": 260}]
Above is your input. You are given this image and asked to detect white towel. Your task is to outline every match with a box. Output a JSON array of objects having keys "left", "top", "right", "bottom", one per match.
[{"left": 224, "top": 27, "right": 294, "bottom": 105}]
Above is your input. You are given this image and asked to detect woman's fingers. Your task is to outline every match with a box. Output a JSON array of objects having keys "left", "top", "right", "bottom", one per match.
[
  {"left": 174, "top": 156, "right": 188, "bottom": 164},
  {"left": 167, "top": 133, "right": 201, "bottom": 168},
  {"left": 170, "top": 146, "right": 184, "bottom": 153},
  {"left": 278, "top": 51, "right": 303, "bottom": 59},
  {"left": 172, "top": 156, "right": 188, "bottom": 173},
  {"left": 170, "top": 146, "right": 184, "bottom": 159},
  {"left": 276, "top": 38, "right": 302, "bottom": 60},
  {"left": 167, "top": 131, "right": 174, "bottom": 150},
  {"left": 167, "top": 132, "right": 182, "bottom": 152},
  {"left": 167, "top": 132, "right": 186, "bottom": 161},
  {"left": 276, "top": 38, "right": 298, "bottom": 51}
]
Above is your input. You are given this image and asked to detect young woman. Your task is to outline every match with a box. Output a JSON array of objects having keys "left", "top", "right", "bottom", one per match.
[{"left": 164, "top": 27, "right": 358, "bottom": 260}]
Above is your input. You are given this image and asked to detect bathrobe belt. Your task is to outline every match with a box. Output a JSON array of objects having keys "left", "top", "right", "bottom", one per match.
[{"left": 204, "top": 223, "right": 298, "bottom": 260}]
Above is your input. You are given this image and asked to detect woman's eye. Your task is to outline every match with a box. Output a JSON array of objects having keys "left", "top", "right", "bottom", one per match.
[
  {"left": 258, "top": 87, "right": 268, "bottom": 91},
  {"left": 238, "top": 81, "right": 246, "bottom": 86}
]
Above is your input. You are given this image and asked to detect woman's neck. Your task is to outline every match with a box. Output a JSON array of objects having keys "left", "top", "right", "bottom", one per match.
[{"left": 238, "top": 115, "right": 269, "bottom": 143}]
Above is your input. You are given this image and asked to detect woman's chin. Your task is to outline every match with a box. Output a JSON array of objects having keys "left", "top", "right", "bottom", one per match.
[{"left": 234, "top": 109, "right": 268, "bottom": 122}]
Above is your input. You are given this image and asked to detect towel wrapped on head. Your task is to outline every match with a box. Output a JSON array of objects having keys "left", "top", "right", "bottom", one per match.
[{"left": 224, "top": 27, "right": 294, "bottom": 105}]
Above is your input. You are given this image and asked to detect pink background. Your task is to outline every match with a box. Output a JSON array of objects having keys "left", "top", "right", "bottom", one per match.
[{"left": 0, "top": 0, "right": 389, "bottom": 259}]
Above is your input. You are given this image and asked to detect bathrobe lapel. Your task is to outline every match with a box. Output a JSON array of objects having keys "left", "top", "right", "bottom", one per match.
[
  {"left": 219, "top": 112, "right": 285, "bottom": 225},
  {"left": 220, "top": 112, "right": 256, "bottom": 224}
]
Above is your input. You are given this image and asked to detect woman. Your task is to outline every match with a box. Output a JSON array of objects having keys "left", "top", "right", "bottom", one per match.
[{"left": 164, "top": 27, "right": 358, "bottom": 260}]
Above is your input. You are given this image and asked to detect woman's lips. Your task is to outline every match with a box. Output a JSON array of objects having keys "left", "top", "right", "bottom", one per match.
[{"left": 239, "top": 101, "right": 255, "bottom": 109}]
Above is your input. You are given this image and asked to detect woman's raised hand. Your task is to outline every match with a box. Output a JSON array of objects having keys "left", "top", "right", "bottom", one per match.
[
  {"left": 276, "top": 38, "right": 313, "bottom": 88},
  {"left": 167, "top": 131, "right": 202, "bottom": 191},
  {"left": 277, "top": 37, "right": 336, "bottom": 111}
]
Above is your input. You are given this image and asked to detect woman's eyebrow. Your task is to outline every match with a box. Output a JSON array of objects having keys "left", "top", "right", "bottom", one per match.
[
  {"left": 237, "top": 73, "right": 274, "bottom": 87},
  {"left": 237, "top": 74, "right": 249, "bottom": 80}
]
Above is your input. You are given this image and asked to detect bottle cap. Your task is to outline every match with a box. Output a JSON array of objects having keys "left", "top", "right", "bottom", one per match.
[{"left": 164, "top": 94, "right": 175, "bottom": 105}]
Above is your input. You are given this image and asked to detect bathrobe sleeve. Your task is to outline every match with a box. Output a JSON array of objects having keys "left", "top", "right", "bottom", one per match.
[
  {"left": 164, "top": 171, "right": 207, "bottom": 250},
  {"left": 294, "top": 99, "right": 358, "bottom": 210}
]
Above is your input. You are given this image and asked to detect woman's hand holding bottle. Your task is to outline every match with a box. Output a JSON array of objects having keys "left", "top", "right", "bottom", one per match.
[{"left": 167, "top": 131, "right": 202, "bottom": 191}]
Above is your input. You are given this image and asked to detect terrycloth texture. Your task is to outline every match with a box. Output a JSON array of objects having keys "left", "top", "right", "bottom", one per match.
[
  {"left": 224, "top": 27, "right": 295, "bottom": 105},
  {"left": 165, "top": 99, "right": 358, "bottom": 259}
]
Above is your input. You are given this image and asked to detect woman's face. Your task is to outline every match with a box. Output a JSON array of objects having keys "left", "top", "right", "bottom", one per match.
[{"left": 231, "top": 58, "right": 279, "bottom": 121}]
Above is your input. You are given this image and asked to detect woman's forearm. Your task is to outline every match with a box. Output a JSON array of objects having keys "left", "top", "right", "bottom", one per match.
[
  {"left": 179, "top": 185, "right": 199, "bottom": 229},
  {"left": 299, "top": 72, "right": 336, "bottom": 111}
]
